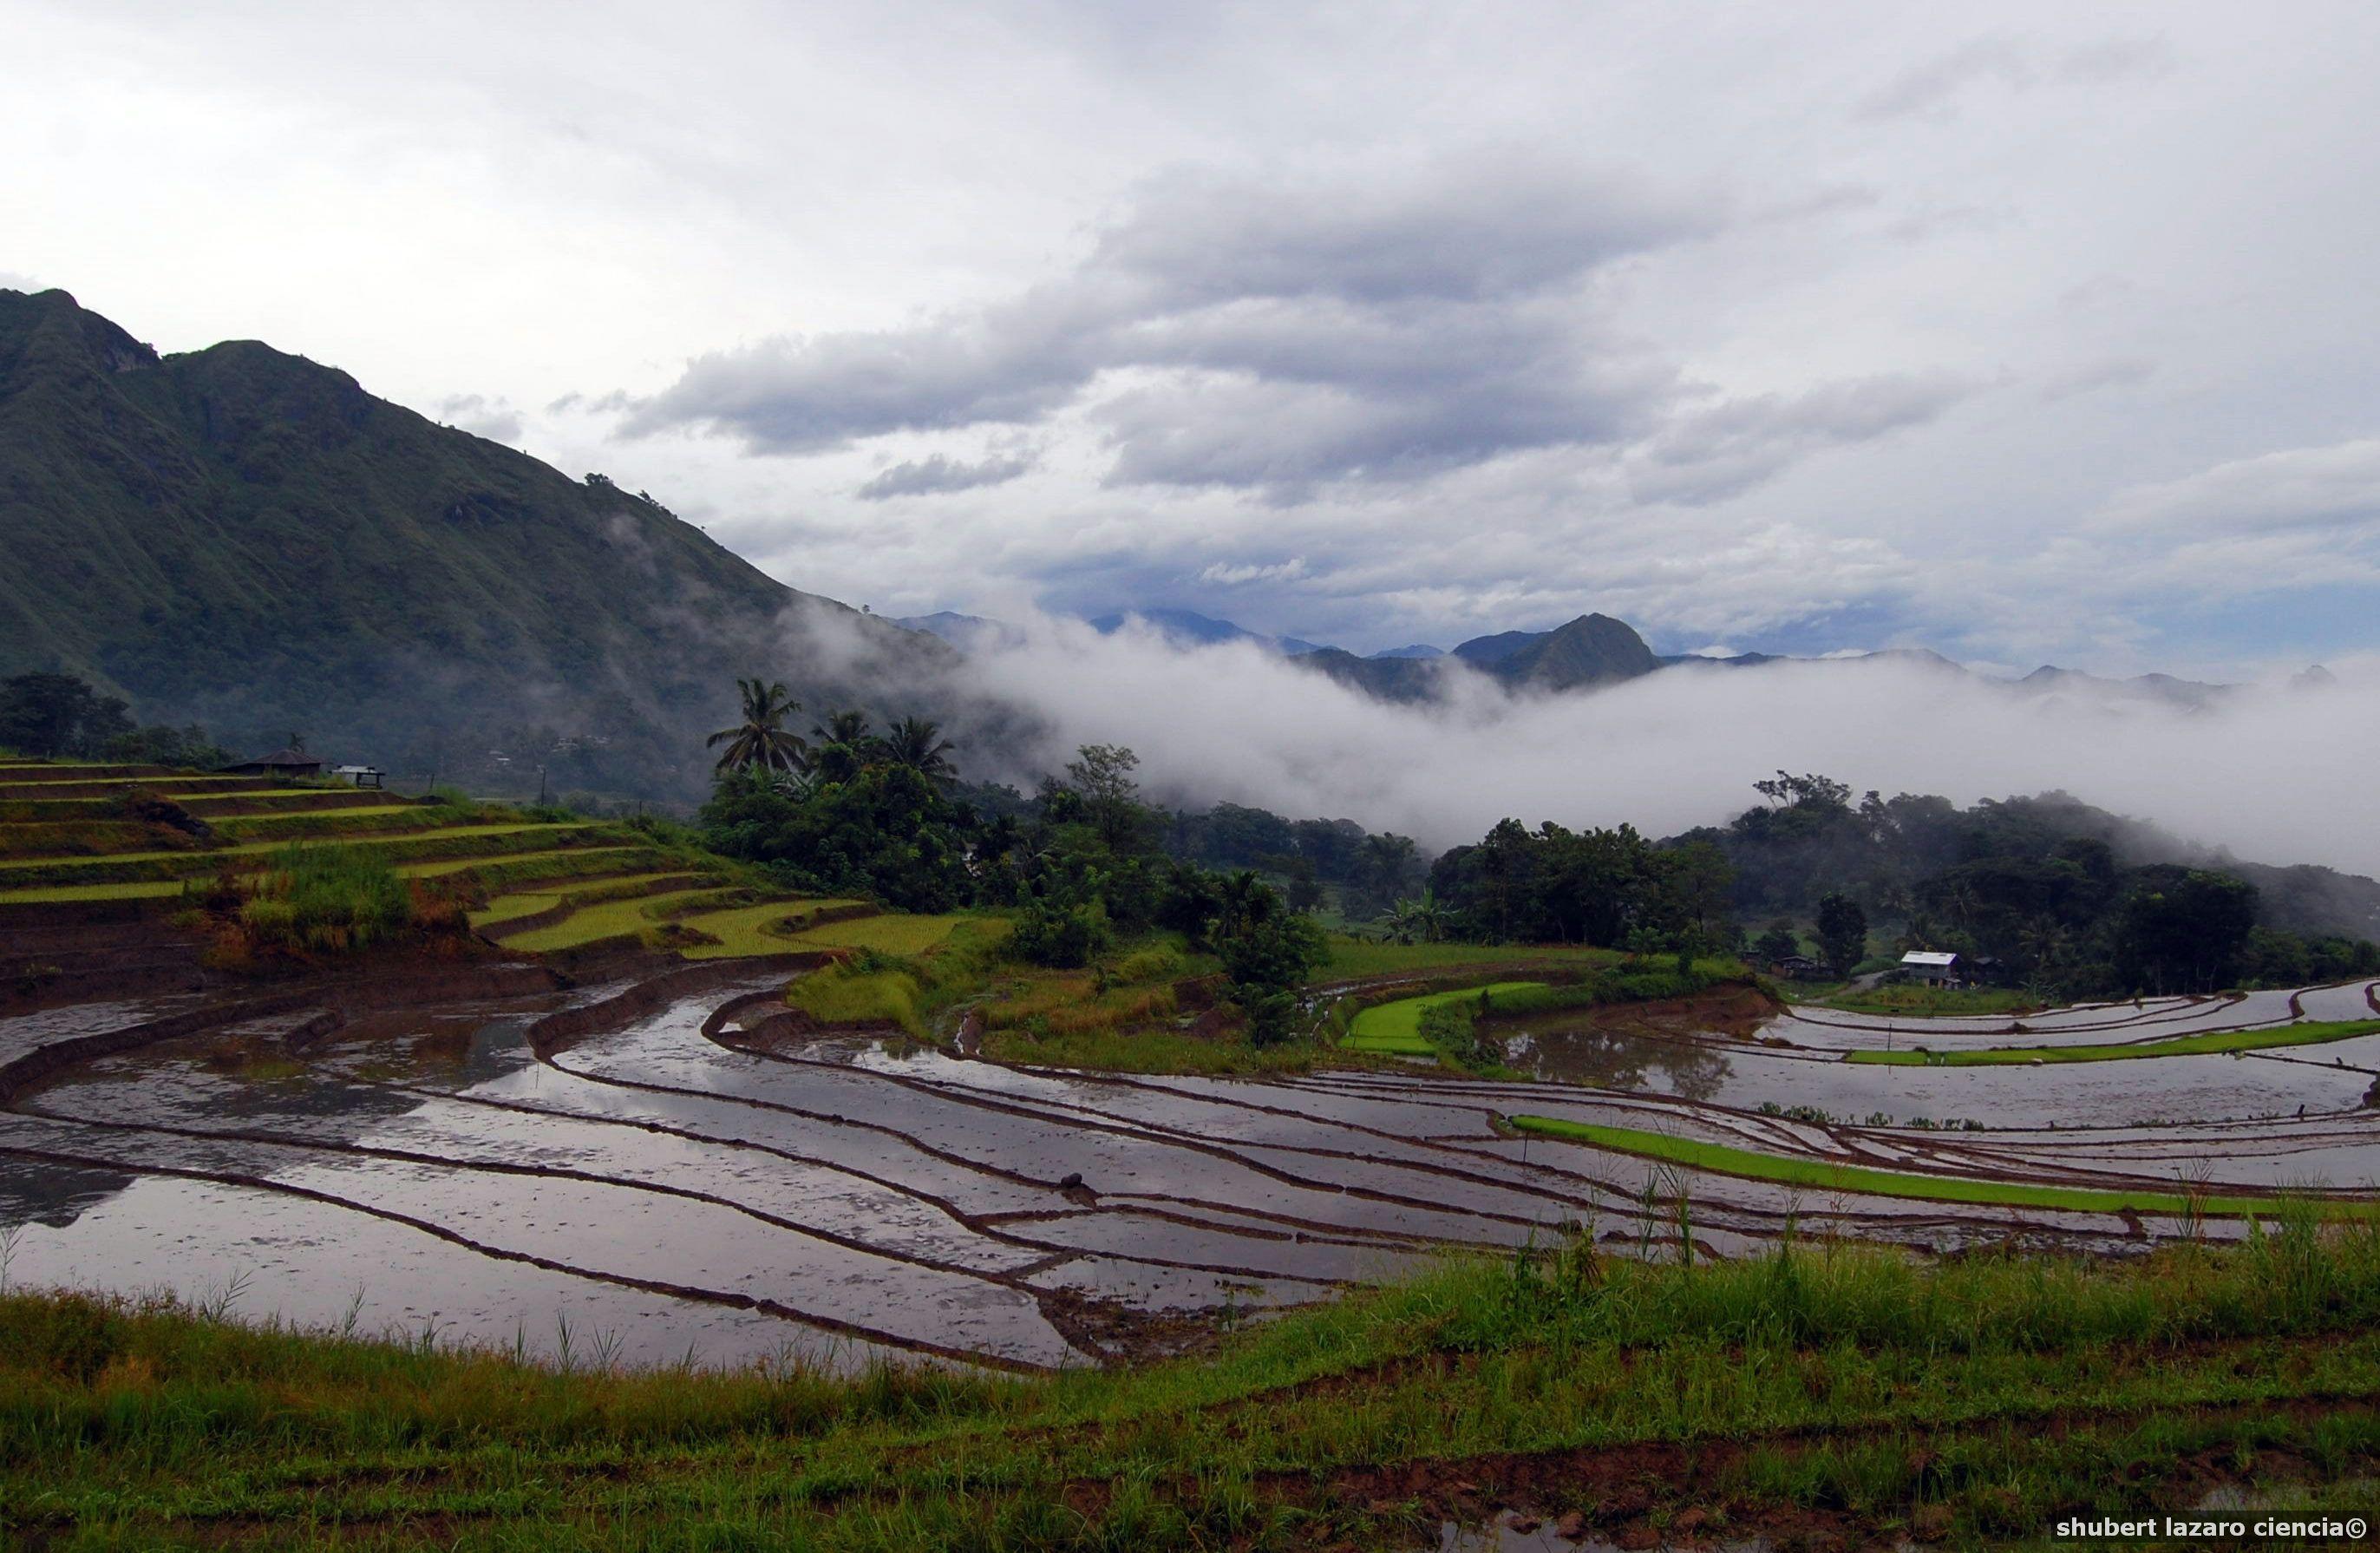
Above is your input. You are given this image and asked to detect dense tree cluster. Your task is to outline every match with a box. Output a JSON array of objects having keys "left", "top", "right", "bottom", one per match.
[
  {"left": 1422, "top": 820, "right": 1736, "bottom": 954},
  {"left": 698, "top": 686, "right": 1324, "bottom": 1039},
  {"left": 0, "top": 672, "right": 230, "bottom": 768},
  {"left": 1166, "top": 802, "right": 1425, "bottom": 919},
  {"left": 1683, "top": 772, "right": 2378, "bottom": 996}
]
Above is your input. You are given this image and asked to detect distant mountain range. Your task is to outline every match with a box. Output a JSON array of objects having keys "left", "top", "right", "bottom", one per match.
[
  {"left": 900, "top": 605, "right": 2276, "bottom": 711},
  {"left": 0, "top": 288, "right": 951, "bottom": 799}
]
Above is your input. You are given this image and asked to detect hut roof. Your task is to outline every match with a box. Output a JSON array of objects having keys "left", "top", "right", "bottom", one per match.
[{"left": 229, "top": 746, "right": 318, "bottom": 768}]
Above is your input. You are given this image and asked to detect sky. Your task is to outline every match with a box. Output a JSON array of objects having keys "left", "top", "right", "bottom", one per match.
[{"left": 7, "top": 0, "right": 2380, "bottom": 677}]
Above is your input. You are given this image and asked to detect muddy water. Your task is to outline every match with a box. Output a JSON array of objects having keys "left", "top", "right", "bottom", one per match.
[{"left": 4, "top": 972, "right": 2377, "bottom": 1367}]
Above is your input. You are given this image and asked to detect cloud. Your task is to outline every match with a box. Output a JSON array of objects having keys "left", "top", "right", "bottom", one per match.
[
  {"left": 1197, "top": 557, "right": 1308, "bottom": 586},
  {"left": 2094, "top": 438, "right": 2380, "bottom": 537},
  {"left": 855, "top": 451, "right": 1035, "bottom": 501},
  {"left": 618, "top": 153, "right": 1716, "bottom": 495},
  {"left": 1628, "top": 373, "right": 1977, "bottom": 506},
  {"left": 1858, "top": 34, "right": 2174, "bottom": 121},
  {"left": 435, "top": 392, "right": 524, "bottom": 444},
  {"left": 823, "top": 610, "right": 2380, "bottom": 877}
]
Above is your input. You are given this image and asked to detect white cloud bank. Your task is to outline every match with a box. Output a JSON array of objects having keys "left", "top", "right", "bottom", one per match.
[{"left": 879, "top": 614, "right": 2380, "bottom": 876}]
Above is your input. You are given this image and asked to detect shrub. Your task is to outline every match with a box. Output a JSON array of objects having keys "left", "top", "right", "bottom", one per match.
[
  {"left": 214, "top": 844, "right": 458, "bottom": 959},
  {"left": 1010, "top": 888, "right": 1112, "bottom": 969}
]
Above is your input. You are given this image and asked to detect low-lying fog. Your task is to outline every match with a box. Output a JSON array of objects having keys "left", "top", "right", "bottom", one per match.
[{"left": 834, "top": 612, "right": 2380, "bottom": 876}]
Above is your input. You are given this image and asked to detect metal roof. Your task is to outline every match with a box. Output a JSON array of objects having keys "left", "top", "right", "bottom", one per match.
[{"left": 1900, "top": 950, "right": 1960, "bottom": 967}]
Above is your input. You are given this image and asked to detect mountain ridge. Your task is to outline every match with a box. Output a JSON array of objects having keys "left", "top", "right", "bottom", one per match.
[{"left": 0, "top": 287, "right": 948, "bottom": 799}]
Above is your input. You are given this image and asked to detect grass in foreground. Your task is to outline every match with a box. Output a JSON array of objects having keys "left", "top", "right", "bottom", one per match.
[
  {"left": 14, "top": 1224, "right": 2380, "bottom": 1548},
  {"left": 1847, "top": 1017, "right": 2380, "bottom": 1066},
  {"left": 1508, "top": 1114, "right": 2368, "bottom": 1219}
]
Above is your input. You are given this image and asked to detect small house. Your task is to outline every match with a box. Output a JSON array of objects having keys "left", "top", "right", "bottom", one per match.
[
  {"left": 328, "top": 763, "right": 384, "bottom": 790},
  {"left": 1900, "top": 949, "right": 1961, "bottom": 985},
  {"left": 1772, "top": 953, "right": 1822, "bottom": 980},
  {"left": 220, "top": 745, "right": 323, "bottom": 782}
]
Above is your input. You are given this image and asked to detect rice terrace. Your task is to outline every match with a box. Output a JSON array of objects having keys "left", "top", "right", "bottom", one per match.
[
  {"left": 6, "top": 739, "right": 2380, "bottom": 1550},
  {"left": 15, "top": 14, "right": 2380, "bottom": 1544}
]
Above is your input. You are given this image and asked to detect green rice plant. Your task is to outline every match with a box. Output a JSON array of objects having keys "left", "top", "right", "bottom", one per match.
[
  {"left": 1848, "top": 1017, "right": 2380, "bottom": 1065},
  {"left": 498, "top": 886, "right": 746, "bottom": 953},
  {"left": 1508, "top": 1114, "right": 2373, "bottom": 1219},
  {"left": 1342, "top": 982, "right": 1545, "bottom": 1053},
  {"left": 0, "top": 822, "right": 598, "bottom": 886},
  {"left": 790, "top": 913, "right": 1009, "bottom": 955},
  {"left": 676, "top": 897, "right": 869, "bottom": 959},
  {"left": 785, "top": 962, "right": 925, "bottom": 1033},
  {"left": 0, "top": 880, "right": 183, "bottom": 905}
]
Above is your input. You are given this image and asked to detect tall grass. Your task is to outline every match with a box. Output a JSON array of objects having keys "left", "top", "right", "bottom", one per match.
[
  {"left": 13, "top": 1222, "right": 2380, "bottom": 1547},
  {"left": 232, "top": 844, "right": 416, "bottom": 954}
]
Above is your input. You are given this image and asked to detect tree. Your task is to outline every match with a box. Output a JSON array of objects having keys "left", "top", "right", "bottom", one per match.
[
  {"left": 2117, "top": 868, "right": 2258, "bottom": 994},
  {"left": 705, "top": 678, "right": 808, "bottom": 776},
  {"left": 1815, "top": 891, "right": 1868, "bottom": 976},
  {"left": 1754, "top": 921, "right": 1801, "bottom": 964},
  {"left": 1384, "top": 888, "right": 1452, "bottom": 945},
  {"left": 879, "top": 716, "right": 958, "bottom": 788},
  {"left": 1064, "top": 744, "right": 1152, "bottom": 854},
  {"left": 1207, "top": 878, "right": 1326, "bottom": 1045},
  {"left": 0, "top": 672, "right": 134, "bottom": 758},
  {"left": 1285, "top": 856, "right": 1324, "bottom": 914}
]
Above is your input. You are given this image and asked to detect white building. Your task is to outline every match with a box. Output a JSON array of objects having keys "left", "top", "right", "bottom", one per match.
[{"left": 1899, "top": 949, "right": 1961, "bottom": 985}]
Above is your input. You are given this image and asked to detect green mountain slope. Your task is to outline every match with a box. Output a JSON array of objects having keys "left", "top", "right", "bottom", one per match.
[{"left": 0, "top": 289, "right": 945, "bottom": 800}]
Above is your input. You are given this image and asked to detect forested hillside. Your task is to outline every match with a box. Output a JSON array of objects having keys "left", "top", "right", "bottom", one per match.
[{"left": 0, "top": 288, "right": 947, "bottom": 800}]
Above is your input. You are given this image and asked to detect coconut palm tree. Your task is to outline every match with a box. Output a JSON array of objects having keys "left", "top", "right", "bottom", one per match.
[
  {"left": 706, "top": 678, "right": 808, "bottom": 776},
  {"left": 810, "top": 710, "right": 875, "bottom": 749},
  {"left": 879, "top": 715, "right": 958, "bottom": 787}
]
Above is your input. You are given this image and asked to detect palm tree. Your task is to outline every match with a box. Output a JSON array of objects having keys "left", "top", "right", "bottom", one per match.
[
  {"left": 1210, "top": 870, "right": 1278, "bottom": 943},
  {"left": 811, "top": 710, "right": 874, "bottom": 749},
  {"left": 879, "top": 715, "right": 958, "bottom": 787},
  {"left": 706, "top": 678, "right": 808, "bottom": 776}
]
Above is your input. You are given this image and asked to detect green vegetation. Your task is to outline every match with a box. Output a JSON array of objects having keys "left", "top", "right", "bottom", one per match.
[
  {"left": 1344, "top": 982, "right": 1546, "bottom": 1054},
  {"left": 1319, "top": 936, "right": 1620, "bottom": 980},
  {"left": 0, "top": 879, "right": 181, "bottom": 905},
  {"left": 673, "top": 898, "right": 862, "bottom": 959},
  {"left": 1812, "top": 983, "right": 2043, "bottom": 1017},
  {"left": 1507, "top": 1115, "right": 2367, "bottom": 1218},
  {"left": 0, "top": 288, "right": 962, "bottom": 805},
  {"left": 788, "top": 912, "right": 1002, "bottom": 956},
  {"left": 1848, "top": 1016, "right": 2380, "bottom": 1066},
  {"left": 0, "top": 822, "right": 594, "bottom": 884},
  {"left": 189, "top": 842, "right": 472, "bottom": 960},
  {"left": 783, "top": 960, "right": 927, "bottom": 1034},
  {"left": 501, "top": 887, "right": 748, "bottom": 954},
  {"left": 17, "top": 1221, "right": 2380, "bottom": 1548}
]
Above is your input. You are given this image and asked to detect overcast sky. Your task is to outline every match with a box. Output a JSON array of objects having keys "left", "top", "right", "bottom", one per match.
[{"left": 9, "top": 0, "right": 2379, "bottom": 675}]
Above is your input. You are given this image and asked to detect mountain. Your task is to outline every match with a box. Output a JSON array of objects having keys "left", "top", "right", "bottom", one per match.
[
  {"left": 2018, "top": 665, "right": 2233, "bottom": 709},
  {"left": 894, "top": 611, "right": 1023, "bottom": 652},
  {"left": 1468, "top": 613, "right": 1663, "bottom": 691},
  {"left": 1369, "top": 644, "right": 1443, "bottom": 659},
  {"left": 0, "top": 288, "right": 951, "bottom": 801},
  {"left": 1297, "top": 613, "right": 1665, "bottom": 700},
  {"left": 1089, "top": 607, "right": 1329, "bottom": 656}
]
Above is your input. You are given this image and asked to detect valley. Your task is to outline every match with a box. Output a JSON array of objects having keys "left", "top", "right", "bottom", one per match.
[{"left": 8, "top": 752, "right": 2380, "bottom": 1546}]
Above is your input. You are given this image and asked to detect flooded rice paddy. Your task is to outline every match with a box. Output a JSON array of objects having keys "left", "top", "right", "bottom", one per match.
[{"left": 3, "top": 966, "right": 2377, "bottom": 1369}]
